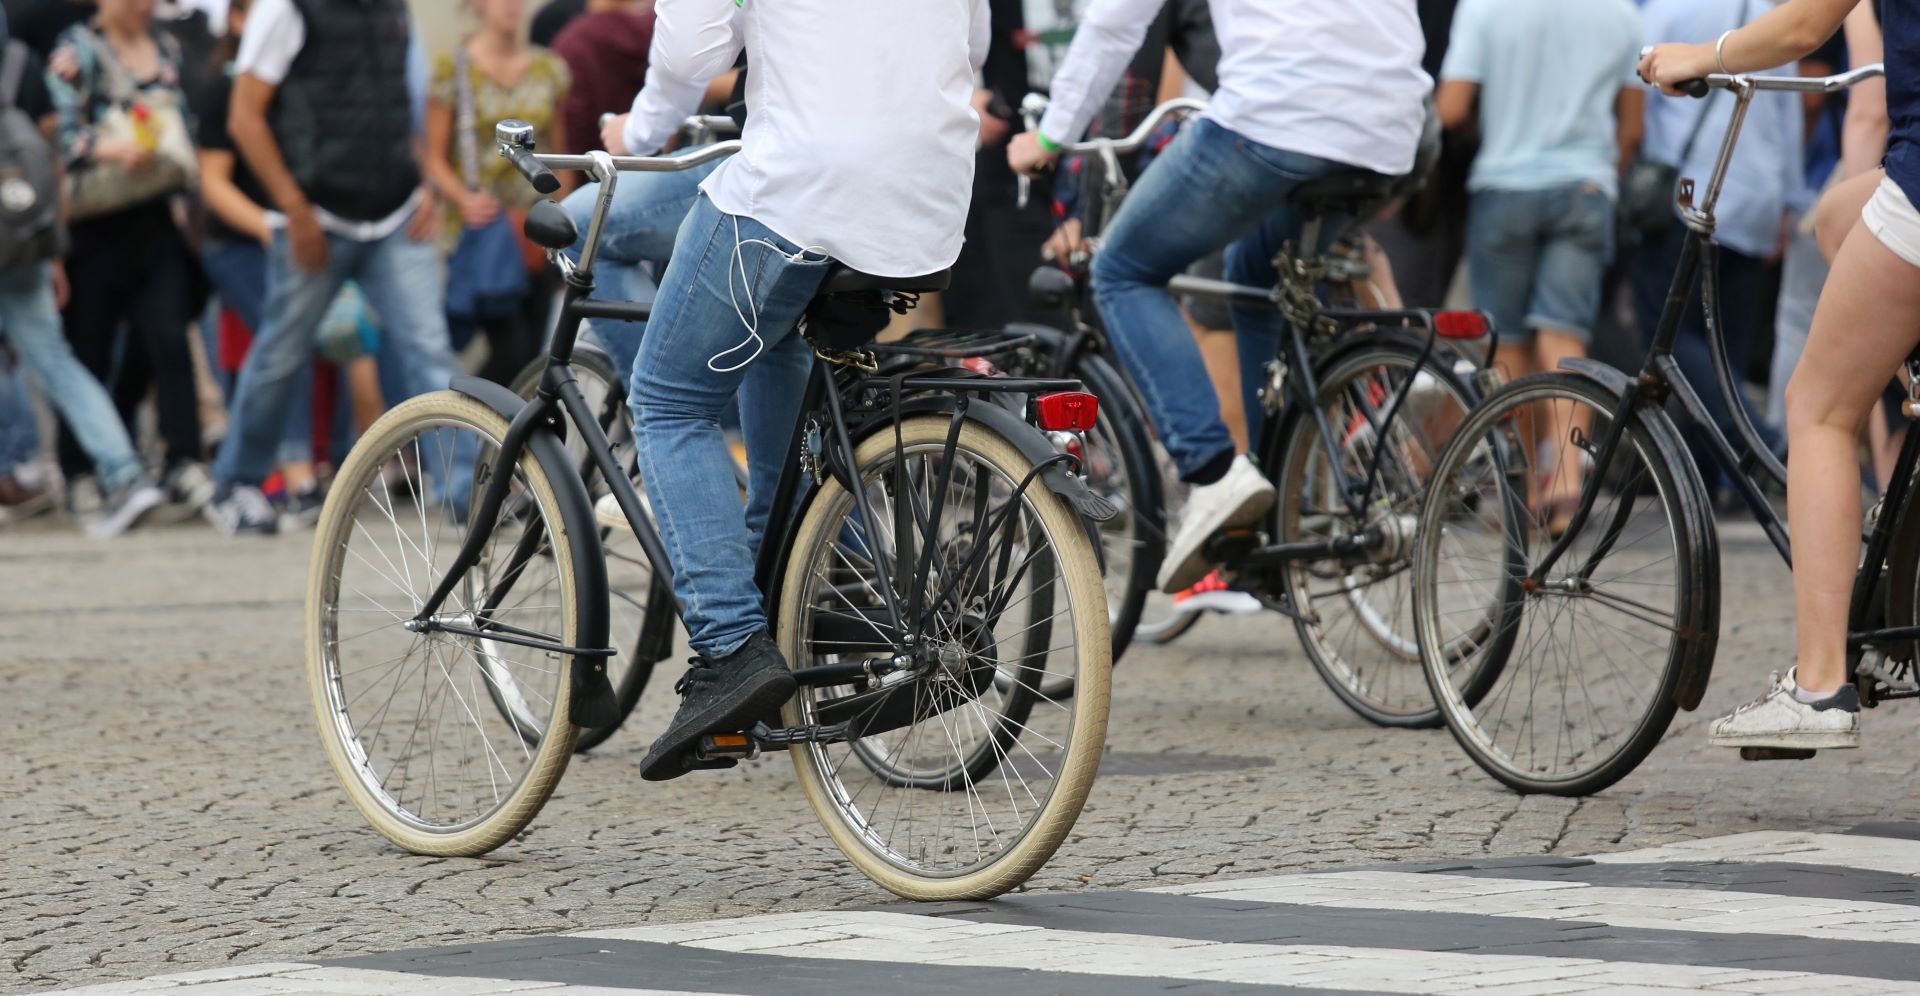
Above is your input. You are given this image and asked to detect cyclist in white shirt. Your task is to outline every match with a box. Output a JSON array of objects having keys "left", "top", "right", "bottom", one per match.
[
  {"left": 605, "top": 0, "right": 988, "bottom": 781},
  {"left": 1010, "top": 0, "right": 1432, "bottom": 594}
]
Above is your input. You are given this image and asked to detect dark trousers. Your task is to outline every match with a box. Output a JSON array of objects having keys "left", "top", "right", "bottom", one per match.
[
  {"left": 945, "top": 146, "right": 1056, "bottom": 330},
  {"left": 57, "top": 203, "right": 203, "bottom": 479},
  {"left": 1630, "top": 217, "right": 1781, "bottom": 493}
]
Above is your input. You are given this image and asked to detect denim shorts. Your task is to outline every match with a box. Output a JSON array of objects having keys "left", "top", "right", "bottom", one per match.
[{"left": 1466, "top": 182, "right": 1615, "bottom": 345}]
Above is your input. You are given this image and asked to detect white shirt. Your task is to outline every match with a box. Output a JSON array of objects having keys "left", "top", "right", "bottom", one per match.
[
  {"left": 234, "top": 0, "right": 423, "bottom": 240},
  {"left": 1039, "top": 0, "right": 1433, "bottom": 177},
  {"left": 625, "top": 0, "right": 989, "bottom": 278}
]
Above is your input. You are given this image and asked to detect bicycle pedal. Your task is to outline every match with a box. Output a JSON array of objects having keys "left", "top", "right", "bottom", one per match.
[
  {"left": 694, "top": 731, "right": 759, "bottom": 762},
  {"left": 1738, "top": 746, "right": 1817, "bottom": 761}
]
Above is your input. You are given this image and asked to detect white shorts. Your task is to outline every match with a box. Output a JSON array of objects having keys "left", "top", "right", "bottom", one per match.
[{"left": 1861, "top": 176, "right": 1920, "bottom": 269}]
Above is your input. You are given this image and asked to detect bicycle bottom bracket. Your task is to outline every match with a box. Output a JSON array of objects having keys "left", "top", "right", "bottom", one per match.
[{"left": 1738, "top": 747, "right": 1816, "bottom": 761}]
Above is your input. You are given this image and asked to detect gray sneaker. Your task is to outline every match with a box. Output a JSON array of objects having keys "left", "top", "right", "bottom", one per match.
[
  {"left": 639, "top": 631, "right": 796, "bottom": 782},
  {"left": 1709, "top": 667, "right": 1860, "bottom": 750},
  {"left": 86, "top": 477, "right": 166, "bottom": 540},
  {"left": 206, "top": 484, "right": 282, "bottom": 537}
]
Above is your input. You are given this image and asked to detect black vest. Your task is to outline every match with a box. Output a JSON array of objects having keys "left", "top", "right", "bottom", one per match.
[{"left": 270, "top": 0, "right": 418, "bottom": 222}]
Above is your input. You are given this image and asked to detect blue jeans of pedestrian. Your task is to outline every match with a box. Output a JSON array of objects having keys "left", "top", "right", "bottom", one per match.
[
  {"left": 562, "top": 153, "right": 719, "bottom": 378},
  {"left": 631, "top": 194, "right": 824, "bottom": 657},
  {"left": 1092, "top": 118, "right": 1357, "bottom": 479},
  {"left": 0, "top": 262, "right": 144, "bottom": 489},
  {"left": 0, "top": 364, "right": 40, "bottom": 474},
  {"left": 203, "top": 236, "right": 319, "bottom": 466},
  {"left": 214, "top": 226, "right": 473, "bottom": 498},
  {"left": 1467, "top": 183, "right": 1615, "bottom": 346}
]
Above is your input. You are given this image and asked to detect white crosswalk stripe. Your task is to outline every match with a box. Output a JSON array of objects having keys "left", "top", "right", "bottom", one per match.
[
  {"left": 40, "top": 825, "right": 1920, "bottom": 994},
  {"left": 580, "top": 910, "right": 1920, "bottom": 993},
  {"left": 1586, "top": 830, "right": 1920, "bottom": 875},
  {"left": 1153, "top": 869, "right": 1920, "bottom": 943}
]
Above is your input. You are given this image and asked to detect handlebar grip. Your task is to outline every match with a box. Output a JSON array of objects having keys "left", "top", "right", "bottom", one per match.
[
  {"left": 1676, "top": 77, "right": 1712, "bottom": 98},
  {"left": 505, "top": 143, "right": 561, "bottom": 195}
]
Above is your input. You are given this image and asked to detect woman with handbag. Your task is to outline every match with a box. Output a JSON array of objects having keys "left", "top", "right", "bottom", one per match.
[
  {"left": 45, "top": 0, "right": 205, "bottom": 515},
  {"left": 425, "top": 0, "right": 575, "bottom": 386}
]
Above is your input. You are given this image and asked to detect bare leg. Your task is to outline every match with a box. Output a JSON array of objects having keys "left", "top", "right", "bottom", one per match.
[
  {"left": 1533, "top": 328, "right": 1590, "bottom": 530},
  {"left": 345, "top": 357, "right": 386, "bottom": 436},
  {"left": 1187, "top": 315, "right": 1247, "bottom": 453},
  {"left": 1786, "top": 224, "right": 1920, "bottom": 693}
]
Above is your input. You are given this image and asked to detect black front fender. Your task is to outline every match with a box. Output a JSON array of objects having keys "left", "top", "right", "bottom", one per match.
[{"left": 448, "top": 377, "right": 621, "bottom": 729}]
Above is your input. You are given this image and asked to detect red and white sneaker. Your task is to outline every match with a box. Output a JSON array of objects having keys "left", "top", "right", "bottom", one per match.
[{"left": 1172, "top": 570, "right": 1261, "bottom": 615}]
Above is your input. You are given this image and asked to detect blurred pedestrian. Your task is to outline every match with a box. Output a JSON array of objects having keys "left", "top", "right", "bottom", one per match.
[
  {"left": 46, "top": 0, "right": 207, "bottom": 517},
  {"left": 0, "top": 11, "right": 164, "bottom": 536},
  {"left": 10, "top": 0, "right": 89, "bottom": 56},
  {"left": 209, "top": 0, "right": 463, "bottom": 535},
  {"left": 529, "top": 0, "right": 581, "bottom": 48},
  {"left": 1438, "top": 0, "right": 1643, "bottom": 530},
  {"left": 425, "top": 0, "right": 573, "bottom": 385},
  {"left": 550, "top": 0, "right": 651, "bottom": 155}
]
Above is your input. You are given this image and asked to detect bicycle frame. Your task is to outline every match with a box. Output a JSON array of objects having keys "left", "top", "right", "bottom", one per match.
[
  {"left": 405, "top": 140, "right": 1091, "bottom": 699},
  {"left": 1526, "top": 66, "right": 1920, "bottom": 697}
]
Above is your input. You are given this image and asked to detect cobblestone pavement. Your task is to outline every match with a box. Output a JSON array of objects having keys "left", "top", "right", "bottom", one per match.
[{"left": 4, "top": 517, "right": 1919, "bottom": 992}]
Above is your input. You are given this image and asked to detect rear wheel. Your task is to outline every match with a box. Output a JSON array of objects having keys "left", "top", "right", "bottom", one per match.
[
  {"left": 1268, "top": 338, "right": 1483, "bottom": 727},
  {"left": 306, "top": 392, "right": 590, "bottom": 855},
  {"left": 778, "top": 415, "right": 1110, "bottom": 900}
]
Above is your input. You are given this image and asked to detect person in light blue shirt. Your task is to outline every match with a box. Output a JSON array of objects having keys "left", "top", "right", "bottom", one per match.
[
  {"left": 1635, "top": 0, "right": 1801, "bottom": 497},
  {"left": 1438, "top": 0, "right": 1643, "bottom": 529}
]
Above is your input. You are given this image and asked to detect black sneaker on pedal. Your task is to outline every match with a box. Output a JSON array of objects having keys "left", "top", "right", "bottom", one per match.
[{"left": 640, "top": 631, "right": 796, "bottom": 782}]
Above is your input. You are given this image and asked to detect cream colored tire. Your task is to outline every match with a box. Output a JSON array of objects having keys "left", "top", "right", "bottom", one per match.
[
  {"left": 307, "top": 391, "right": 582, "bottom": 857},
  {"left": 777, "top": 415, "right": 1111, "bottom": 900}
]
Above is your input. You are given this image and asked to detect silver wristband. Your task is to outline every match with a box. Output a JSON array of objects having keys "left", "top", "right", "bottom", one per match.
[{"left": 1715, "top": 29, "right": 1735, "bottom": 75}]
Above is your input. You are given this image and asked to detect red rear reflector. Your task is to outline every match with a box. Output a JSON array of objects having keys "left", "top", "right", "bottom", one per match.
[
  {"left": 1434, "top": 310, "right": 1490, "bottom": 339},
  {"left": 1033, "top": 392, "right": 1098, "bottom": 433}
]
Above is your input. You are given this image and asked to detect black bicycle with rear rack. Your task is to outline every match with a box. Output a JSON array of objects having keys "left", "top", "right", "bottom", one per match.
[
  {"left": 1409, "top": 65, "right": 1915, "bottom": 797},
  {"left": 302, "top": 120, "right": 1114, "bottom": 900},
  {"left": 1018, "top": 96, "right": 1504, "bottom": 728}
]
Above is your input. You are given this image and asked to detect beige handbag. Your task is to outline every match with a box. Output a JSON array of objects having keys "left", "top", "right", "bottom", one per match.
[{"left": 64, "top": 29, "right": 196, "bottom": 221}]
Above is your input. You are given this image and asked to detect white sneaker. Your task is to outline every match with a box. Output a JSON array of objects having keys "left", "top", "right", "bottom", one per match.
[
  {"left": 1157, "top": 454, "right": 1275, "bottom": 593},
  {"left": 594, "top": 487, "right": 652, "bottom": 533},
  {"left": 1708, "top": 667, "right": 1860, "bottom": 750}
]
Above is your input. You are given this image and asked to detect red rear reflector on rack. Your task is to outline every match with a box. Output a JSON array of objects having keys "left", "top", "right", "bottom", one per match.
[
  {"left": 1434, "top": 311, "right": 1491, "bottom": 340},
  {"left": 1033, "top": 392, "right": 1099, "bottom": 432}
]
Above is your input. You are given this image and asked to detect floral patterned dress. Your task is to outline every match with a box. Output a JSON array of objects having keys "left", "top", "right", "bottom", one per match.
[{"left": 429, "top": 45, "right": 572, "bottom": 247}]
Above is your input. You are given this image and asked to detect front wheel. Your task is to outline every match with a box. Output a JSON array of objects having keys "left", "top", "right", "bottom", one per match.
[
  {"left": 1413, "top": 373, "right": 1711, "bottom": 796},
  {"left": 778, "top": 415, "right": 1111, "bottom": 900},
  {"left": 306, "top": 391, "right": 594, "bottom": 855}
]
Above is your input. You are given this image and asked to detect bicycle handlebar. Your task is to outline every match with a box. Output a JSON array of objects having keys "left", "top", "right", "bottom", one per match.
[
  {"left": 1640, "top": 53, "right": 1885, "bottom": 99},
  {"left": 498, "top": 118, "right": 741, "bottom": 187},
  {"left": 1019, "top": 94, "right": 1207, "bottom": 155}
]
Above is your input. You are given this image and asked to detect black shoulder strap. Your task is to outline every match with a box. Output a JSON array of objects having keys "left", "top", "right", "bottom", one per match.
[{"left": 0, "top": 41, "right": 26, "bottom": 110}]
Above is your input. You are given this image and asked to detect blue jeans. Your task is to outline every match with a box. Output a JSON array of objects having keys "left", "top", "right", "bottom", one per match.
[
  {"left": 562, "top": 153, "right": 718, "bottom": 378},
  {"left": 0, "top": 263, "right": 143, "bottom": 489},
  {"left": 631, "top": 194, "right": 824, "bottom": 657},
  {"left": 215, "top": 226, "right": 472, "bottom": 496},
  {"left": 0, "top": 364, "right": 39, "bottom": 474},
  {"left": 1092, "top": 118, "right": 1356, "bottom": 477},
  {"left": 203, "top": 236, "right": 316, "bottom": 466},
  {"left": 1467, "top": 183, "right": 1614, "bottom": 346}
]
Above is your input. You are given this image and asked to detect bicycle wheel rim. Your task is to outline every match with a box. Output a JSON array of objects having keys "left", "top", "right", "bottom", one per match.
[
  {"left": 308, "top": 394, "right": 580, "bottom": 848},
  {"left": 1278, "top": 345, "right": 1477, "bottom": 725},
  {"left": 1417, "top": 375, "right": 1691, "bottom": 793},
  {"left": 782, "top": 417, "right": 1109, "bottom": 895}
]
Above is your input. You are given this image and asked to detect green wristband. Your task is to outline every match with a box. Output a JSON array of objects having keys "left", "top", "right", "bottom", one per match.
[{"left": 1035, "top": 130, "right": 1064, "bottom": 155}]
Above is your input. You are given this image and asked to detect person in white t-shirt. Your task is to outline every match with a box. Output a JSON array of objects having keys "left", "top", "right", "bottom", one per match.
[
  {"left": 601, "top": 0, "right": 988, "bottom": 781},
  {"left": 1009, "top": 0, "right": 1432, "bottom": 595}
]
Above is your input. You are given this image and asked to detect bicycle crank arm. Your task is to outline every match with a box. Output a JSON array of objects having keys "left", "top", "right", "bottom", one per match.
[{"left": 1208, "top": 529, "right": 1378, "bottom": 569}]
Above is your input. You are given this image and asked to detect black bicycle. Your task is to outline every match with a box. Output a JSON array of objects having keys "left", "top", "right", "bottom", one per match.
[
  {"left": 304, "top": 121, "right": 1114, "bottom": 900},
  {"left": 1019, "top": 97, "right": 1502, "bottom": 727},
  {"left": 1410, "top": 65, "right": 1909, "bottom": 796}
]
